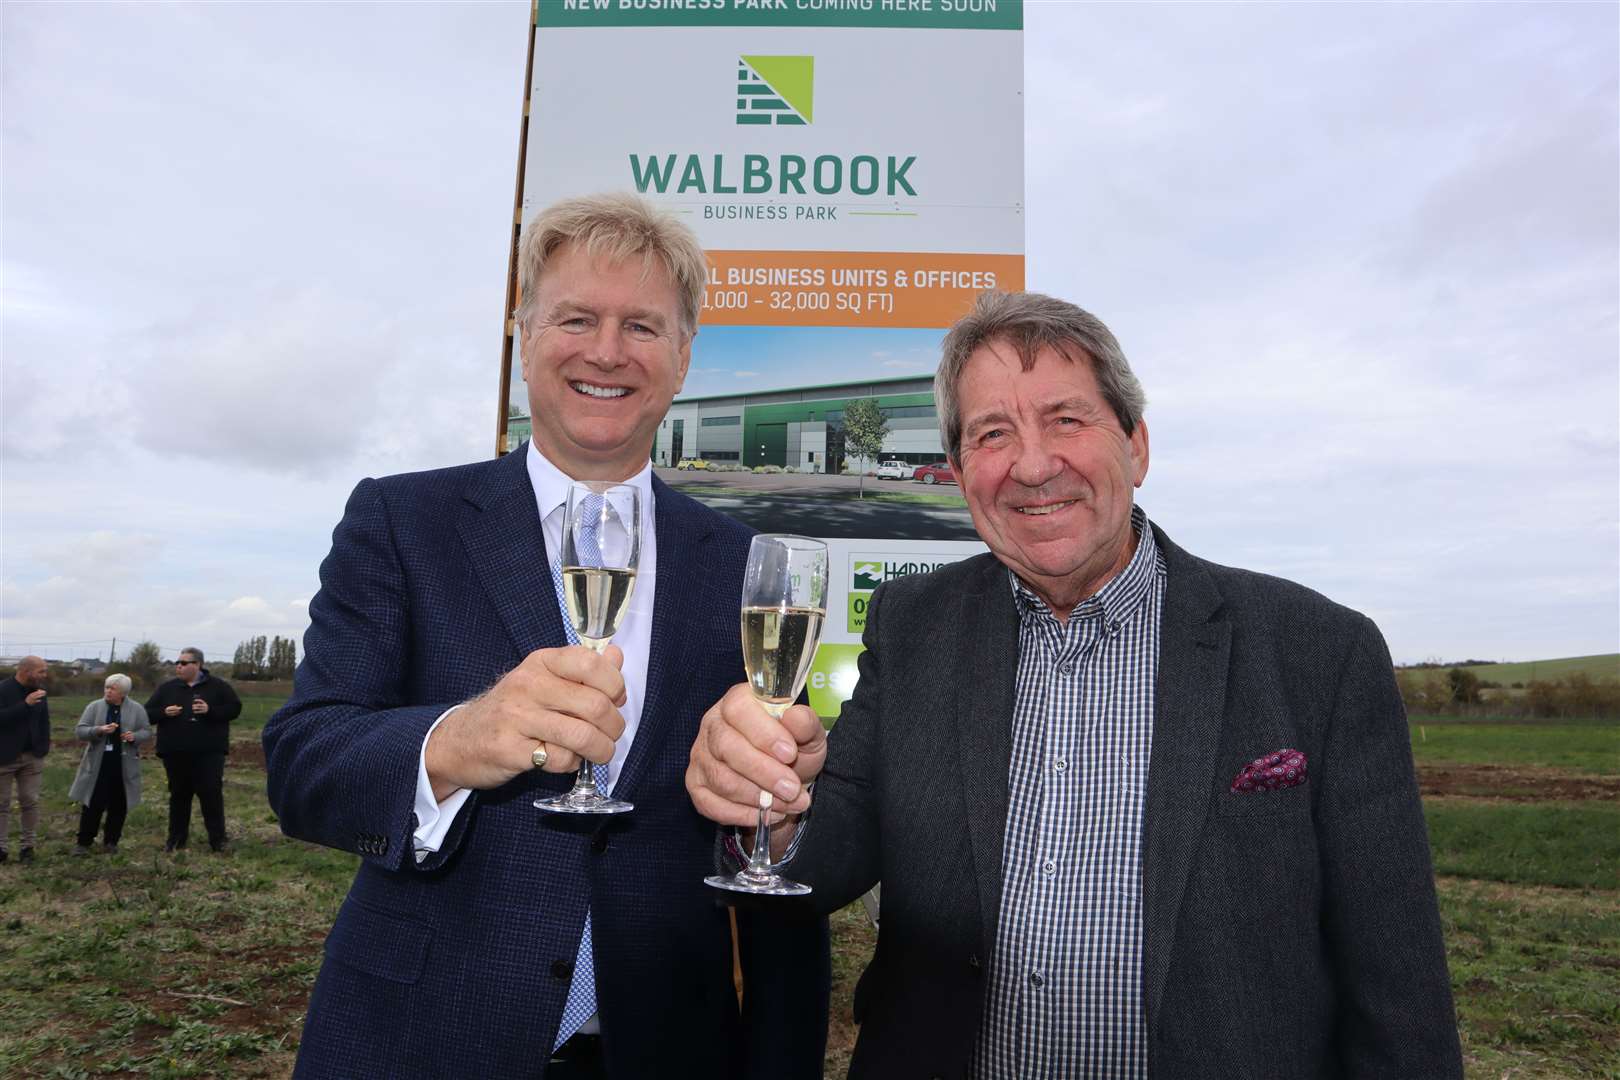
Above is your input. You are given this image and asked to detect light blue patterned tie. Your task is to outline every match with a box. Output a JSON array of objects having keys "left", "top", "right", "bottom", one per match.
[{"left": 550, "top": 492, "right": 609, "bottom": 1048}]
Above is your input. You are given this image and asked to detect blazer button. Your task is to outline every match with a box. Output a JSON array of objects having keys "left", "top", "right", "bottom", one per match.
[
  {"left": 590, "top": 830, "right": 609, "bottom": 854},
  {"left": 968, "top": 953, "right": 981, "bottom": 971},
  {"left": 551, "top": 959, "right": 575, "bottom": 980}
]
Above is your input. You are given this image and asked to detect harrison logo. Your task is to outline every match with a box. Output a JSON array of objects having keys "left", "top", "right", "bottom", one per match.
[
  {"left": 850, "top": 556, "right": 961, "bottom": 593},
  {"left": 737, "top": 55, "right": 813, "bottom": 126}
]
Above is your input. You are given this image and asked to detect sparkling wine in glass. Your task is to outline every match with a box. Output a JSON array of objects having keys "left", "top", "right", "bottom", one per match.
[
  {"left": 535, "top": 480, "right": 640, "bottom": 815},
  {"left": 706, "top": 534, "right": 828, "bottom": 896}
]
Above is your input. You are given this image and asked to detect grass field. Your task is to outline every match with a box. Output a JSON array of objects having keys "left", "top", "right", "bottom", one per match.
[
  {"left": 1448, "top": 653, "right": 1620, "bottom": 684},
  {"left": 1409, "top": 719, "right": 1619, "bottom": 772},
  {"left": 1, "top": 694, "right": 1615, "bottom": 1077}
]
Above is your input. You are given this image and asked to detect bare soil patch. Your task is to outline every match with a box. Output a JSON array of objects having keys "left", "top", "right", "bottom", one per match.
[{"left": 1418, "top": 763, "right": 1620, "bottom": 801}]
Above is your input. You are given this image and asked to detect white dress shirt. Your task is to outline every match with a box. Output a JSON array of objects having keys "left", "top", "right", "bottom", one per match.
[{"left": 411, "top": 441, "right": 659, "bottom": 855}]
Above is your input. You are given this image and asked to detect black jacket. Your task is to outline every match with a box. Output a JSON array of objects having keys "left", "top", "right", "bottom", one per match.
[
  {"left": 145, "top": 671, "right": 242, "bottom": 756},
  {"left": 0, "top": 675, "right": 51, "bottom": 764}
]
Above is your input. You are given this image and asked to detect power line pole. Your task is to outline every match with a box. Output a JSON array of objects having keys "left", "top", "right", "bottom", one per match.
[{"left": 108, "top": 637, "right": 117, "bottom": 665}]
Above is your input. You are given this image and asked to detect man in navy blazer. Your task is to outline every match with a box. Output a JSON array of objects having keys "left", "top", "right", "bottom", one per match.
[
  {"left": 264, "top": 194, "right": 827, "bottom": 1079},
  {"left": 689, "top": 291, "right": 1463, "bottom": 1078}
]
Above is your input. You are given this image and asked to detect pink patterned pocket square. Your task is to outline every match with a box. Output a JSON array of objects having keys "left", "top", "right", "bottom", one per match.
[{"left": 1230, "top": 748, "right": 1307, "bottom": 793}]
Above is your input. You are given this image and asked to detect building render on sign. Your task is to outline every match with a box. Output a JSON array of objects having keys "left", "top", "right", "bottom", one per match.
[{"left": 655, "top": 375, "right": 944, "bottom": 472}]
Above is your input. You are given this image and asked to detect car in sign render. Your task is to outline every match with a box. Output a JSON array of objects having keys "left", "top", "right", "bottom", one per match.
[
  {"left": 875, "top": 460, "right": 911, "bottom": 480},
  {"left": 911, "top": 462, "right": 955, "bottom": 485},
  {"left": 675, "top": 458, "right": 710, "bottom": 471}
]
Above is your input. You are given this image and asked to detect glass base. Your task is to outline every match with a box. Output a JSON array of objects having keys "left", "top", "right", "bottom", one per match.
[
  {"left": 534, "top": 792, "right": 634, "bottom": 815},
  {"left": 705, "top": 871, "right": 812, "bottom": 897}
]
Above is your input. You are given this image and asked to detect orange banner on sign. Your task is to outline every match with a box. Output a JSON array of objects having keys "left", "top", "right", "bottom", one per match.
[{"left": 700, "top": 250, "right": 1024, "bottom": 329}]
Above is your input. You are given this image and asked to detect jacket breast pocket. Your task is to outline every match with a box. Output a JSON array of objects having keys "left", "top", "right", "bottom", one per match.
[
  {"left": 324, "top": 898, "right": 433, "bottom": 985},
  {"left": 1215, "top": 782, "right": 1312, "bottom": 819}
]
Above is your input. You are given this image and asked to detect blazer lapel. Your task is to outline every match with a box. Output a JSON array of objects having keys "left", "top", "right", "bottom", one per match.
[
  {"left": 612, "top": 477, "right": 713, "bottom": 801},
  {"left": 456, "top": 450, "right": 567, "bottom": 659},
  {"left": 1140, "top": 524, "right": 1230, "bottom": 1034},
  {"left": 952, "top": 555, "right": 1021, "bottom": 959}
]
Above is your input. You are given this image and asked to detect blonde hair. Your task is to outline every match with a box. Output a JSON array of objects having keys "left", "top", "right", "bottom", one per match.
[{"left": 514, "top": 193, "right": 707, "bottom": 337}]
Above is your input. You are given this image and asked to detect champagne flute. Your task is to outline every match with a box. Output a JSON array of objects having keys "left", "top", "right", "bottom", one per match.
[
  {"left": 706, "top": 534, "right": 828, "bottom": 896},
  {"left": 535, "top": 481, "right": 640, "bottom": 815}
]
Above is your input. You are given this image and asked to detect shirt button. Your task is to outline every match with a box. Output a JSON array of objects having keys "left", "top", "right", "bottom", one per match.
[
  {"left": 1054, "top": 758, "right": 1068, "bottom": 773},
  {"left": 1058, "top": 662, "right": 1074, "bottom": 675},
  {"left": 1029, "top": 971, "right": 1045, "bottom": 988},
  {"left": 1042, "top": 860, "right": 1056, "bottom": 876}
]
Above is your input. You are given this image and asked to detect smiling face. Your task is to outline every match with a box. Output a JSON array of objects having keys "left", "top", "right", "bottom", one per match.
[
  {"left": 951, "top": 339, "right": 1149, "bottom": 615},
  {"left": 519, "top": 242, "right": 692, "bottom": 482}
]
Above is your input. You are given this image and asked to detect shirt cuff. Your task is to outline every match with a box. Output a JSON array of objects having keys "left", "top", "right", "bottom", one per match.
[{"left": 413, "top": 704, "right": 473, "bottom": 863}]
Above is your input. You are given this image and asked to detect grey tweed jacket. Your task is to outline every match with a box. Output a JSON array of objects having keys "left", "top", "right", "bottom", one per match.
[{"left": 791, "top": 521, "right": 1463, "bottom": 1080}]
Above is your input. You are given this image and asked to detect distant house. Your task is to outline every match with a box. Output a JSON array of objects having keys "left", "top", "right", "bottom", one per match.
[{"left": 73, "top": 658, "right": 108, "bottom": 674}]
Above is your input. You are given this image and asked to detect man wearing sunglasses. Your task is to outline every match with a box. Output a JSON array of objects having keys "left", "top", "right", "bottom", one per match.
[{"left": 144, "top": 648, "right": 241, "bottom": 852}]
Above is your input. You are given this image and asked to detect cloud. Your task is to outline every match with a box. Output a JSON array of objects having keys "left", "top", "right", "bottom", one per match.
[{"left": 2, "top": 2, "right": 1614, "bottom": 668}]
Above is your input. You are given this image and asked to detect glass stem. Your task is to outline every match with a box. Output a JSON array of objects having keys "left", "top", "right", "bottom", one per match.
[
  {"left": 575, "top": 638, "right": 608, "bottom": 795},
  {"left": 747, "top": 797, "right": 773, "bottom": 878}
]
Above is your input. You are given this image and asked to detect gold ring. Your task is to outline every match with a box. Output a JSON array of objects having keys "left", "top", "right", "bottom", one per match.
[{"left": 531, "top": 742, "right": 549, "bottom": 769}]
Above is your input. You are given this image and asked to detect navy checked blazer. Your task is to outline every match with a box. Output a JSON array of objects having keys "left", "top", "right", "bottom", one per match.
[
  {"left": 790, "top": 522, "right": 1463, "bottom": 1080},
  {"left": 263, "top": 448, "right": 828, "bottom": 1079}
]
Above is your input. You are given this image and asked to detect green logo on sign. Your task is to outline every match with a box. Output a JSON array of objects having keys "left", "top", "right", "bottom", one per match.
[
  {"left": 737, "top": 55, "right": 813, "bottom": 126},
  {"left": 851, "top": 561, "right": 883, "bottom": 591}
]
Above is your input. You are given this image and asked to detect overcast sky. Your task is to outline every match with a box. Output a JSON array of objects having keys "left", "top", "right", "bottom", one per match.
[{"left": 3, "top": 2, "right": 1615, "bottom": 668}]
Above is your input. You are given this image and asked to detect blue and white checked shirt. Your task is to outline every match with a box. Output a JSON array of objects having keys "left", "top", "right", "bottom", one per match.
[{"left": 974, "top": 506, "right": 1166, "bottom": 1080}]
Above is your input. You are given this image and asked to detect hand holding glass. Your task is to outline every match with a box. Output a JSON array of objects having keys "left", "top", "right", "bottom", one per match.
[
  {"left": 534, "top": 481, "right": 639, "bottom": 816},
  {"left": 706, "top": 534, "right": 828, "bottom": 896}
]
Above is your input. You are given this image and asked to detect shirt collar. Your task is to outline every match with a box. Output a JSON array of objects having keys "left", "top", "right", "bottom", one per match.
[
  {"left": 524, "top": 439, "right": 655, "bottom": 529},
  {"left": 1009, "top": 504, "right": 1159, "bottom": 626}
]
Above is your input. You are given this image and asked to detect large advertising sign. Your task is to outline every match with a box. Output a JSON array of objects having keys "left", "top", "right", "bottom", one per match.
[{"left": 505, "top": 0, "right": 1024, "bottom": 715}]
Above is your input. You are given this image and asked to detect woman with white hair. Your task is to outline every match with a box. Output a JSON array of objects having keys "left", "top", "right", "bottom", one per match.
[{"left": 69, "top": 674, "right": 152, "bottom": 854}]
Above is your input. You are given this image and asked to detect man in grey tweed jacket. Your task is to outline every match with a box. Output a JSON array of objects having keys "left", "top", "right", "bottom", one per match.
[{"left": 689, "top": 290, "right": 1463, "bottom": 1079}]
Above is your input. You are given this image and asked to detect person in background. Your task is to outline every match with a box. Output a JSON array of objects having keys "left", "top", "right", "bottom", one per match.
[
  {"left": 70, "top": 673, "right": 154, "bottom": 854},
  {"left": 0, "top": 655, "right": 51, "bottom": 865},
  {"left": 145, "top": 648, "right": 241, "bottom": 852}
]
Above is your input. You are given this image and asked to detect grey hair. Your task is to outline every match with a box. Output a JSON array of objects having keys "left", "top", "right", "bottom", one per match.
[
  {"left": 104, "top": 673, "right": 133, "bottom": 694},
  {"left": 513, "top": 192, "right": 708, "bottom": 339},
  {"left": 181, "top": 647, "right": 204, "bottom": 664},
  {"left": 936, "top": 290, "right": 1147, "bottom": 462}
]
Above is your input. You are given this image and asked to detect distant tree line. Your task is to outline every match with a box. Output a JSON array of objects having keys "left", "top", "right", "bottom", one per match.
[
  {"left": 232, "top": 635, "right": 297, "bottom": 681},
  {"left": 1396, "top": 667, "right": 1619, "bottom": 719}
]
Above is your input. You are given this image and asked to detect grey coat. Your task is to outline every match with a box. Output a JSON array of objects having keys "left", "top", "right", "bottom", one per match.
[
  {"left": 792, "top": 521, "right": 1463, "bottom": 1079},
  {"left": 68, "top": 699, "right": 153, "bottom": 808}
]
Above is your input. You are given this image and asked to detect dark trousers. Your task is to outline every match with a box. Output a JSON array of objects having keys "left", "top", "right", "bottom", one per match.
[
  {"left": 77, "top": 752, "right": 128, "bottom": 847},
  {"left": 162, "top": 752, "right": 226, "bottom": 848}
]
